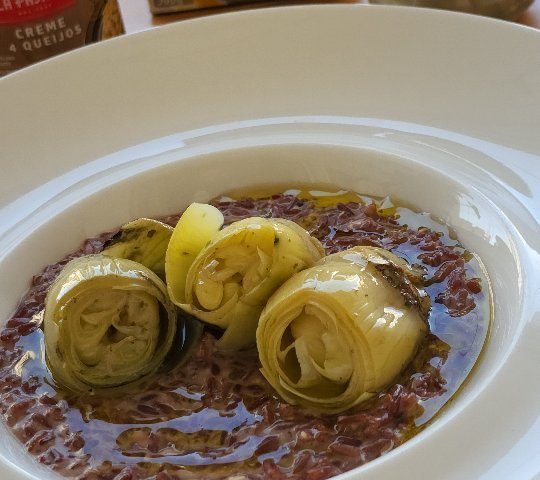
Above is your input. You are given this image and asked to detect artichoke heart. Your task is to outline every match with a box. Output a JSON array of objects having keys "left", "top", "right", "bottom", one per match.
[
  {"left": 102, "top": 218, "right": 173, "bottom": 279},
  {"left": 257, "top": 246, "right": 429, "bottom": 413},
  {"left": 166, "top": 204, "right": 324, "bottom": 350},
  {"left": 44, "top": 255, "right": 177, "bottom": 393}
]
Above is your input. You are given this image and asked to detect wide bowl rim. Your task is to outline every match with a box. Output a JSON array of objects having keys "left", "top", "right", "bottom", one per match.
[{"left": 0, "top": 5, "right": 539, "bottom": 480}]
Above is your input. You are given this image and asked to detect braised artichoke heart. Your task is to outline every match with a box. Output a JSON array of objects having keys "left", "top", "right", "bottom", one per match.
[
  {"left": 166, "top": 203, "right": 324, "bottom": 350},
  {"left": 257, "top": 246, "right": 429, "bottom": 413},
  {"left": 102, "top": 218, "right": 173, "bottom": 279},
  {"left": 44, "top": 255, "right": 177, "bottom": 392}
]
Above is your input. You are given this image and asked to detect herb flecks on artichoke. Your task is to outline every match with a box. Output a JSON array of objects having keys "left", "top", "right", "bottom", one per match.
[
  {"left": 44, "top": 255, "right": 177, "bottom": 393},
  {"left": 166, "top": 204, "right": 324, "bottom": 350},
  {"left": 257, "top": 246, "right": 429, "bottom": 413},
  {"left": 102, "top": 218, "right": 173, "bottom": 279}
]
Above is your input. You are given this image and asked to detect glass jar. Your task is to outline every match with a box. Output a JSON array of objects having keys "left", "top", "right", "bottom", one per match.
[
  {"left": 0, "top": 0, "right": 123, "bottom": 77},
  {"left": 368, "top": 0, "right": 534, "bottom": 20}
]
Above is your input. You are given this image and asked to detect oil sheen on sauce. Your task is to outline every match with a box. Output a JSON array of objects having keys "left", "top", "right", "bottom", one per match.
[{"left": 0, "top": 188, "right": 491, "bottom": 480}]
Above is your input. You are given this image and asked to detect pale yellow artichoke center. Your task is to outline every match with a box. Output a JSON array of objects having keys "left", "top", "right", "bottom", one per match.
[
  {"left": 65, "top": 288, "right": 160, "bottom": 377},
  {"left": 278, "top": 303, "right": 353, "bottom": 398},
  {"left": 194, "top": 238, "right": 273, "bottom": 312}
]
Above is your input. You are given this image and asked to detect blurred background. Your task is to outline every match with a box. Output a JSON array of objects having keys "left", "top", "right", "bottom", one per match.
[{"left": 0, "top": 0, "right": 538, "bottom": 77}]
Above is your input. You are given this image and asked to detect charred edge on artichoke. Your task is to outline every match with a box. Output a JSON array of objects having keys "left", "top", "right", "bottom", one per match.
[
  {"left": 102, "top": 228, "right": 138, "bottom": 250},
  {"left": 375, "top": 263, "right": 431, "bottom": 319}
]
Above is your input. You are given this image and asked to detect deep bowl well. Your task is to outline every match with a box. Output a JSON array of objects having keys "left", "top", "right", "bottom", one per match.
[{"left": 0, "top": 133, "right": 538, "bottom": 479}]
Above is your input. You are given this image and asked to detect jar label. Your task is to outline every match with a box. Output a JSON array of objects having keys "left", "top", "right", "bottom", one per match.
[
  {"left": 0, "top": 0, "right": 104, "bottom": 76},
  {"left": 0, "top": 0, "right": 76, "bottom": 25}
]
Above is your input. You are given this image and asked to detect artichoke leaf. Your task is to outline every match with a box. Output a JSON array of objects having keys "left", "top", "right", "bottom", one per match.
[
  {"left": 44, "top": 255, "right": 177, "bottom": 393},
  {"left": 168, "top": 210, "right": 324, "bottom": 350},
  {"left": 257, "top": 246, "right": 429, "bottom": 413},
  {"left": 165, "top": 203, "right": 224, "bottom": 305},
  {"left": 102, "top": 218, "right": 173, "bottom": 279}
]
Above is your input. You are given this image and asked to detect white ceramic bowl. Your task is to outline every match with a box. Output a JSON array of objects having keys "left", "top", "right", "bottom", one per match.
[{"left": 1, "top": 5, "right": 539, "bottom": 480}]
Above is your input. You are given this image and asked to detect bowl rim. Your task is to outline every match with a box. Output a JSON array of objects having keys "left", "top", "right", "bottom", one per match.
[{"left": 0, "top": 5, "right": 539, "bottom": 480}]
